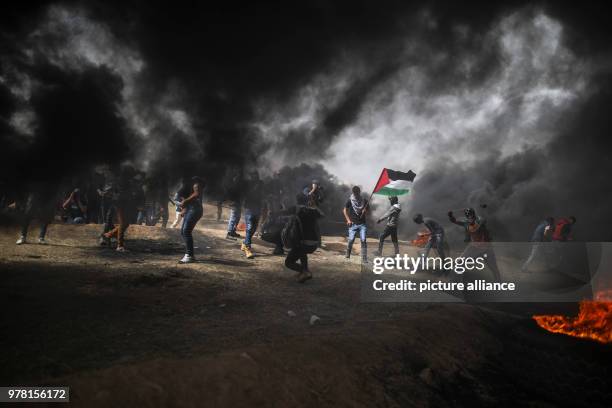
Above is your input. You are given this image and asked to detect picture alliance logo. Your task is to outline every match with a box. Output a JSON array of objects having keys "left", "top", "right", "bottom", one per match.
[{"left": 372, "top": 254, "right": 488, "bottom": 275}]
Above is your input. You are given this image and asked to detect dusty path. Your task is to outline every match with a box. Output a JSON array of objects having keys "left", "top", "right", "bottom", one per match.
[{"left": 1, "top": 214, "right": 610, "bottom": 407}]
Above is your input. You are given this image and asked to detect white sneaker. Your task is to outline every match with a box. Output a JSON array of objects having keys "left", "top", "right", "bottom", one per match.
[
  {"left": 38, "top": 238, "right": 47, "bottom": 245},
  {"left": 16, "top": 236, "right": 26, "bottom": 245},
  {"left": 179, "top": 254, "right": 195, "bottom": 264},
  {"left": 116, "top": 246, "right": 127, "bottom": 252}
]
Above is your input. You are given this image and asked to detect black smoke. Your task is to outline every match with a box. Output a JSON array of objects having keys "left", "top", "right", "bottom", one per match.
[{"left": 1, "top": 1, "right": 611, "bottom": 241}]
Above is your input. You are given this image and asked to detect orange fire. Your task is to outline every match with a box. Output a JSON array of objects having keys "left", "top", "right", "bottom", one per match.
[
  {"left": 533, "top": 290, "right": 612, "bottom": 344},
  {"left": 410, "top": 230, "right": 431, "bottom": 247}
]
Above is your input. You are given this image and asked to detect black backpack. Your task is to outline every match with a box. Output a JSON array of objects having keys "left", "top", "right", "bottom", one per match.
[{"left": 281, "top": 213, "right": 303, "bottom": 250}]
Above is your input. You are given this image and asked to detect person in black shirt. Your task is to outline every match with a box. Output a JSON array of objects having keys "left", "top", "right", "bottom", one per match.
[
  {"left": 342, "top": 186, "right": 369, "bottom": 263},
  {"left": 284, "top": 193, "right": 323, "bottom": 283}
]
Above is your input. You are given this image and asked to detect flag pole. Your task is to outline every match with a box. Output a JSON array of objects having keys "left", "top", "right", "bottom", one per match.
[{"left": 367, "top": 167, "right": 386, "bottom": 206}]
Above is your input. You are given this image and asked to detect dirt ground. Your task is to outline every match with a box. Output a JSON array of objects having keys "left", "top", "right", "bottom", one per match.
[{"left": 1, "top": 206, "right": 611, "bottom": 407}]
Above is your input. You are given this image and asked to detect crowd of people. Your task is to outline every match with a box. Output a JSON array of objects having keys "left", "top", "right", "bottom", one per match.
[{"left": 1, "top": 166, "right": 578, "bottom": 284}]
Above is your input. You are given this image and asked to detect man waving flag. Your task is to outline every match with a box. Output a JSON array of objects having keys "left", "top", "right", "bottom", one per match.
[{"left": 372, "top": 168, "right": 416, "bottom": 196}]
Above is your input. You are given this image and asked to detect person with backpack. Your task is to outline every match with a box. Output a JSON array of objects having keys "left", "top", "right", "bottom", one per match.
[
  {"left": 283, "top": 193, "right": 323, "bottom": 283},
  {"left": 374, "top": 196, "right": 401, "bottom": 256},
  {"left": 343, "top": 186, "right": 369, "bottom": 263}
]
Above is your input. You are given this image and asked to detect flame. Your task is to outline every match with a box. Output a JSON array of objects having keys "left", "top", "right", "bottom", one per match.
[
  {"left": 410, "top": 230, "right": 431, "bottom": 247},
  {"left": 533, "top": 290, "right": 612, "bottom": 344}
]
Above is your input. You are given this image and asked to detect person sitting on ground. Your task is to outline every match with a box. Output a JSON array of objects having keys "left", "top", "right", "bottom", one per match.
[
  {"left": 343, "top": 186, "right": 369, "bottom": 263},
  {"left": 374, "top": 196, "right": 401, "bottom": 257},
  {"left": 413, "top": 213, "right": 446, "bottom": 260},
  {"left": 178, "top": 177, "right": 204, "bottom": 264},
  {"left": 62, "top": 188, "right": 87, "bottom": 224},
  {"left": 284, "top": 193, "right": 323, "bottom": 283}
]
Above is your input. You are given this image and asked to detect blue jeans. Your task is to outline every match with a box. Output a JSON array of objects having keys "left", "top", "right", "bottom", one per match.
[
  {"left": 227, "top": 204, "right": 241, "bottom": 233},
  {"left": 182, "top": 206, "right": 203, "bottom": 257},
  {"left": 424, "top": 233, "right": 446, "bottom": 259},
  {"left": 243, "top": 209, "right": 260, "bottom": 247},
  {"left": 348, "top": 223, "right": 367, "bottom": 242}
]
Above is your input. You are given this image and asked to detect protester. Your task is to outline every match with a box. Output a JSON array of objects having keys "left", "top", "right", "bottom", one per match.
[
  {"left": 178, "top": 177, "right": 204, "bottom": 264},
  {"left": 16, "top": 188, "right": 56, "bottom": 245},
  {"left": 374, "top": 196, "right": 401, "bottom": 256},
  {"left": 303, "top": 179, "right": 324, "bottom": 208},
  {"left": 521, "top": 216, "right": 554, "bottom": 273},
  {"left": 413, "top": 213, "right": 446, "bottom": 260},
  {"left": 284, "top": 193, "right": 323, "bottom": 283},
  {"left": 552, "top": 216, "right": 576, "bottom": 242},
  {"left": 343, "top": 186, "right": 369, "bottom": 263},
  {"left": 448, "top": 207, "right": 501, "bottom": 281},
  {"left": 224, "top": 167, "right": 243, "bottom": 240},
  {"left": 102, "top": 166, "right": 134, "bottom": 252},
  {"left": 62, "top": 188, "right": 88, "bottom": 224},
  {"left": 241, "top": 172, "right": 267, "bottom": 259},
  {"left": 170, "top": 189, "right": 185, "bottom": 228}
]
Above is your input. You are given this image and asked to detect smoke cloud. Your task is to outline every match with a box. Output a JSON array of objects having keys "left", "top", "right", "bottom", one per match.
[{"left": 1, "top": 2, "right": 611, "bottom": 240}]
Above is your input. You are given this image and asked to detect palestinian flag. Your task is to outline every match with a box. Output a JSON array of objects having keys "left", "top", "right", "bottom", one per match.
[{"left": 372, "top": 168, "right": 416, "bottom": 196}]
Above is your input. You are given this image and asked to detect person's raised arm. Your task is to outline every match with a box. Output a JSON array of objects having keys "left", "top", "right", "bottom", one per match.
[
  {"left": 62, "top": 192, "right": 74, "bottom": 209},
  {"left": 447, "top": 211, "right": 464, "bottom": 226}
]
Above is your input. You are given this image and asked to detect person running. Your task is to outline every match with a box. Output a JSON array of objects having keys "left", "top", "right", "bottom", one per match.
[
  {"left": 521, "top": 217, "right": 554, "bottom": 273},
  {"left": 16, "top": 187, "right": 56, "bottom": 245},
  {"left": 284, "top": 193, "right": 323, "bottom": 283},
  {"left": 343, "top": 186, "right": 369, "bottom": 263},
  {"left": 178, "top": 177, "right": 204, "bottom": 264},
  {"left": 448, "top": 207, "right": 501, "bottom": 282},
  {"left": 241, "top": 172, "right": 267, "bottom": 259},
  {"left": 374, "top": 196, "right": 401, "bottom": 256},
  {"left": 413, "top": 213, "right": 446, "bottom": 260}
]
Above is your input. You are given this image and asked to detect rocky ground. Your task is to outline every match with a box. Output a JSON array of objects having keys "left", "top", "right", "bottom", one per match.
[{"left": 1, "top": 206, "right": 610, "bottom": 407}]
